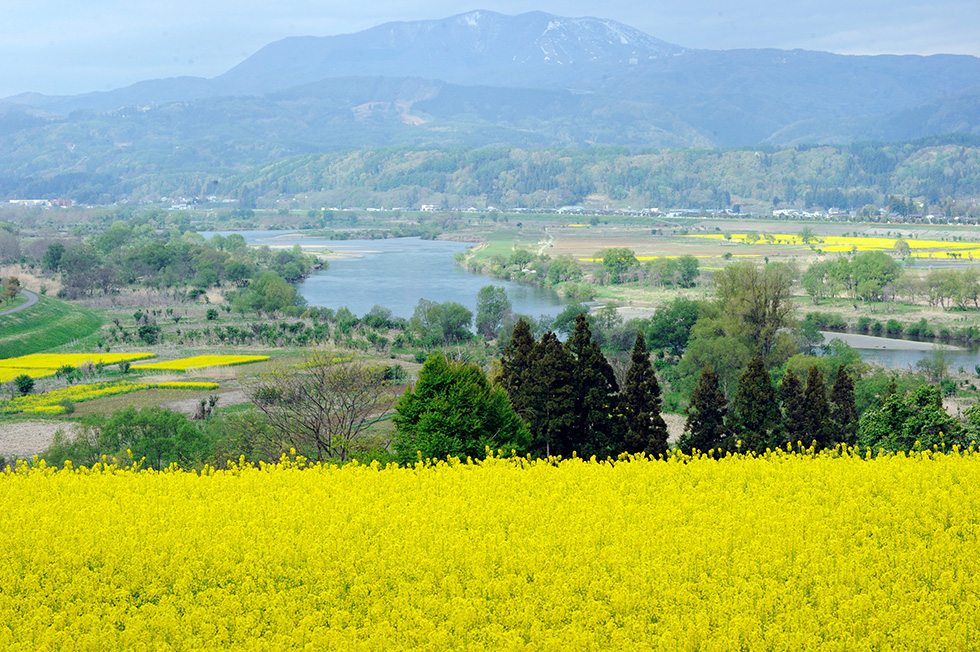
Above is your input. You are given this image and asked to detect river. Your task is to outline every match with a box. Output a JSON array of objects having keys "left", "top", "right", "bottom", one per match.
[
  {"left": 821, "top": 331, "right": 980, "bottom": 371},
  {"left": 207, "top": 231, "right": 570, "bottom": 320}
]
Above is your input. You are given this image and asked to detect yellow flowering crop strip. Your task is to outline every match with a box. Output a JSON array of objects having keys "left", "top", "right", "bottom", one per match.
[
  {"left": 0, "top": 353, "right": 155, "bottom": 368},
  {"left": 0, "top": 381, "right": 220, "bottom": 415},
  {"left": 1, "top": 449, "right": 979, "bottom": 650},
  {"left": 0, "top": 353, "right": 156, "bottom": 384},
  {"left": 0, "top": 367, "right": 59, "bottom": 383},
  {"left": 131, "top": 354, "right": 270, "bottom": 372},
  {"left": 688, "top": 233, "right": 980, "bottom": 257}
]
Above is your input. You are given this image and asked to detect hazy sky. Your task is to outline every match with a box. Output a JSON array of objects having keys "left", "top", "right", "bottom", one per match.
[{"left": 2, "top": 0, "right": 978, "bottom": 98}]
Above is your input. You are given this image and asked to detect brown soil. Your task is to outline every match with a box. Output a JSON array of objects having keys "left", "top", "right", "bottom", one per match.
[{"left": 0, "top": 421, "right": 78, "bottom": 461}]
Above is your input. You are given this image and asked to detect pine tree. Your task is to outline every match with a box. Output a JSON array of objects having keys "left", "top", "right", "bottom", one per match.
[
  {"left": 622, "top": 332, "right": 670, "bottom": 458},
  {"left": 498, "top": 318, "right": 536, "bottom": 420},
  {"left": 802, "top": 366, "right": 833, "bottom": 449},
  {"left": 728, "top": 355, "right": 782, "bottom": 452},
  {"left": 679, "top": 367, "right": 728, "bottom": 454},
  {"left": 779, "top": 368, "right": 807, "bottom": 446},
  {"left": 830, "top": 365, "right": 858, "bottom": 445},
  {"left": 565, "top": 313, "right": 624, "bottom": 459},
  {"left": 526, "top": 331, "right": 577, "bottom": 458}
]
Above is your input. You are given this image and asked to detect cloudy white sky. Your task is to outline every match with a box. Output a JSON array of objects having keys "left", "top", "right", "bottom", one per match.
[{"left": 2, "top": 0, "right": 978, "bottom": 98}]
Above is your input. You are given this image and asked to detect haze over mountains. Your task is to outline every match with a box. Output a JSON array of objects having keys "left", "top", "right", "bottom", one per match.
[{"left": 2, "top": 9, "right": 980, "bottom": 203}]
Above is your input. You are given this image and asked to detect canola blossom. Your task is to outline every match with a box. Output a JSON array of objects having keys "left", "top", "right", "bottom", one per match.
[
  {"left": 687, "top": 233, "right": 980, "bottom": 258},
  {"left": 1, "top": 449, "right": 978, "bottom": 650},
  {"left": 0, "top": 381, "right": 220, "bottom": 415},
  {"left": 0, "top": 353, "right": 156, "bottom": 384},
  {"left": 131, "top": 355, "right": 270, "bottom": 372}
]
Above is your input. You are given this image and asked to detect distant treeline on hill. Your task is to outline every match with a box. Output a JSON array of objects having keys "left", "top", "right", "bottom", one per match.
[{"left": 3, "top": 137, "right": 980, "bottom": 213}]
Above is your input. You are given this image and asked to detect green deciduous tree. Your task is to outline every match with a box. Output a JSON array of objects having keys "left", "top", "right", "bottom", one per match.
[
  {"left": 713, "top": 261, "right": 797, "bottom": 366},
  {"left": 857, "top": 384, "right": 961, "bottom": 452},
  {"left": 475, "top": 285, "right": 511, "bottom": 339},
  {"left": 597, "top": 247, "right": 639, "bottom": 284},
  {"left": 393, "top": 352, "right": 529, "bottom": 463}
]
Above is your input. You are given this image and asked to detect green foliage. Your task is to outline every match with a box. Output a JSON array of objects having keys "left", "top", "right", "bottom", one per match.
[
  {"left": 597, "top": 247, "right": 639, "bottom": 284},
  {"left": 565, "top": 314, "right": 625, "bottom": 459},
  {"left": 622, "top": 333, "right": 669, "bottom": 458},
  {"left": 857, "top": 384, "right": 962, "bottom": 452},
  {"left": 13, "top": 374, "right": 34, "bottom": 396},
  {"left": 711, "top": 260, "right": 797, "bottom": 366},
  {"left": 392, "top": 353, "right": 529, "bottom": 463},
  {"left": 41, "top": 407, "right": 213, "bottom": 470},
  {"left": 679, "top": 368, "right": 728, "bottom": 454},
  {"left": 475, "top": 285, "right": 511, "bottom": 339},
  {"left": 640, "top": 298, "right": 701, "bottom": 356},
  {"left": 829, "top": 365, "right": 858, "bottom": 445},
  {"left": 727, "top": 356, "right": 782, "bottom": 452},
  {"left": 645, "top": 256, "right": 700, "bottom": 289},
  {"left": 410, "top": 299, "right": 473, "bottom": 347},
  {"left": 234, "top": 271, "right": 306, "bottom": 316},
  {"left": 801, "top": 366, "right": 834, "bottom": 449},
  {"left": 779, "top": 369, "right": 807, "bottom": 444}
]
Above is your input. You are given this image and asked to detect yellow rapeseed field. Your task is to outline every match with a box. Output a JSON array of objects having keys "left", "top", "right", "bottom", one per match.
[
  {"left": 0, "top": 381, "right": 220, "bottom": 415},
  {"left": 0, "top": 353, "right": 156, "bottom": 384},
  {"left": 131, "top": 355, "right": 270, "bottom": 372},
  {"left": 1, "top": 450, "right": 978, "bottom": 650},
  {"left": 687, "top": 233, "right": 980, "bottom": 258}
]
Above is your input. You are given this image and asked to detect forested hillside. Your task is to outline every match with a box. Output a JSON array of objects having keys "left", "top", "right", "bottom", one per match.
[{"left": 5, "top": 138, "right": 980, "bottom": 213}]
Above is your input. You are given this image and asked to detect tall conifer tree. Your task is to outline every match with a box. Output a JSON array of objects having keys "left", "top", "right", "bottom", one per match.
[
  {"left": 728, "top": 355, "right": 782, "bottom": 452},
  {"left": 830, "top": 364, "right": 858, "bottom": 445},
  {"left": 527, "top": 331, "right": 577, "bottom": 458},
  {"left": 680, "top": 368, "right": 728, "bottom": 454},
  {"left": 565, "top": 313, "right": 624, "bottom": 458},
  {"left": 622, "top": 332, "right": 670, "bottom": 457},
  {"left": 779, "top": 368, "right": 807, "bottom": 445},
  {"left": 802, "top": 366, "right": 833, "bottom": 449},
  {"left": 498, "top": 318, "right": 536, "bottom": 420}
]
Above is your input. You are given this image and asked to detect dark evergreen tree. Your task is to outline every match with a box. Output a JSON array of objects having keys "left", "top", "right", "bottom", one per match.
[
  {"left": 829, "top": 365, "right": 859, "bottom": 445},
  {"left": 526, "top": 331, "right": 577, "bottom": 458},
  {"left": 498, "top": 318, "right": 536, "bottom": 420},
  {"left": 565, "top": 313, "right": 625, "bottom": 459},
  {"left": 779, "top": 368, "right": 807, "bottom": 446},
  {"left": 622, "top": 332, "right": 670, "bottom": 457},
  {"left": 802, "top": 366, "right": 833, "bottom": 449},
  {"left": 679, "top": 368, "right": 728, "bottom": 454},
  {"left": 727, "top": 356, "right": 782, "bottom": 452}
]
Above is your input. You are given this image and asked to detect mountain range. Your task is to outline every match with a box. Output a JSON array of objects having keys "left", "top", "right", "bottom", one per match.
[{"left": 2, "top": 10, "right": 980, "bottom": 202}]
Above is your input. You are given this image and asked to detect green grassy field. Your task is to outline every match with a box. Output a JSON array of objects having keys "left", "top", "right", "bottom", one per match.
[{"left": 0, "top": 296, "right": 104, "bottom": 359}]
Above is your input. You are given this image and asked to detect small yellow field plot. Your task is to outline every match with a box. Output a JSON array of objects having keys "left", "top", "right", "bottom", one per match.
[
  {"left": 0, "top": 380, "right": 220, "bottom": 415},
  {"left": 0, "top": 353, "right": 156, "bottom": 384},
  {"left": 687, "top": 233, "right": 980, "bottom": 258},
  {"left": 131, "top": 355, "right": 270, "bottom": 372}
]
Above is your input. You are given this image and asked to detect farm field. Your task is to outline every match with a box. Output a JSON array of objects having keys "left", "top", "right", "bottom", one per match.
[{"left": 0, "top": 451, "right": 977, "bottom": 650}]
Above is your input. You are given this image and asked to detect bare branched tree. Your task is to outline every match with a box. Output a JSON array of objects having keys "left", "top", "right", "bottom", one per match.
[{"left": 244, "top": 350, "right": 396, "bottom": 461}]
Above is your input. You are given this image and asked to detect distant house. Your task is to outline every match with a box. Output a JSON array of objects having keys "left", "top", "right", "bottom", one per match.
[{"left": 420, "top": 204, "right": 439, "bottom": 212}]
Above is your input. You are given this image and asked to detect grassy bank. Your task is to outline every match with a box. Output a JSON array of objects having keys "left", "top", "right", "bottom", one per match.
[{"left": 0, "top": 296, "right": 104, "bottom": 359}]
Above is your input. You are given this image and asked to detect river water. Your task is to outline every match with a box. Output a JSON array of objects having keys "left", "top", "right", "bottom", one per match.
[
  {"left": 209, "top": 231, "right": 570, "bottom": 320},
  {"left": 821, "top": 331, "right": 980, "bottom": 371}
]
